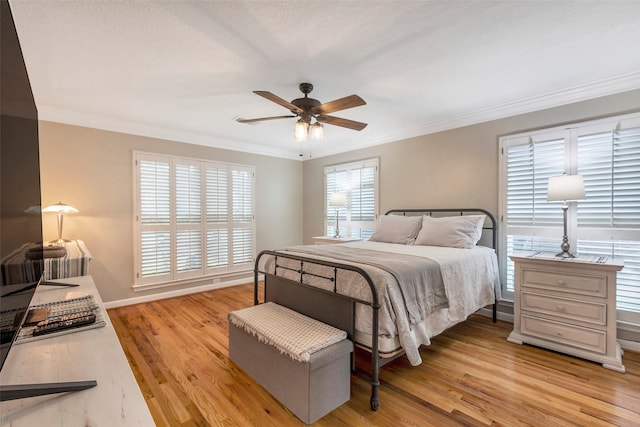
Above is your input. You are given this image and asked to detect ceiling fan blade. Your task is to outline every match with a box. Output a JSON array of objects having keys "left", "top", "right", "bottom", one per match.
[
  {"left": 317, "top": 115, "right": 368, "bottom": 131},
  {"left": 253, "top": 91, "right": 303, "bottom": 114},
  {"left": 311, "top": 95, "right": 366, "bottom": 115},
  {"left": 236, "top": 115, "right": 296, "bottom": 124}
]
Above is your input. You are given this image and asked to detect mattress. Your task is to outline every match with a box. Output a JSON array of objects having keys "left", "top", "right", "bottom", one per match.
[{"left": 262, "top": 241, "right": 501, "bottom": 366}]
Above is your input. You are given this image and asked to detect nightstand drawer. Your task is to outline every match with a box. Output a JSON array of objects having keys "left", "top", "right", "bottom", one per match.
[
  {"left": 521, "top": 315, "right": 606, "bottom": 354},
  {"left": 522, "top": 269, "right": 606, "bottom": 297},
  {"left": 521, "top": 292, "right": 606, "bottom": 326}
]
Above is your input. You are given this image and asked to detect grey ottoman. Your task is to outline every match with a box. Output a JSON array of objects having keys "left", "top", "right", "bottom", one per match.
[{"left": 228, "top": 302, "right": 353, "bottom": 424}]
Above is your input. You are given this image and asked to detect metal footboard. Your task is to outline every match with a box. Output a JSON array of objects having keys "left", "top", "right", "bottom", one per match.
[{"left": 254, "top": 250, "right": 382, "bottom": 411}]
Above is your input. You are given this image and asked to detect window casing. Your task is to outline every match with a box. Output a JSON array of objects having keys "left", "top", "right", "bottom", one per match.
[
  {"left": 324, "top": 158, "right": 378, "bottom": 239},
  {"left": 134, "top": 152, "right": 255, "bottom": 289},
  {"left": 499, "top": 112, "right": 640, "bottom": 325}
]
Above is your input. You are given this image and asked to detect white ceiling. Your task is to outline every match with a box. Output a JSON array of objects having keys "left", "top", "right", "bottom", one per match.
[{"left": 9, "top": 0, "right": 640, "bottom": 160}]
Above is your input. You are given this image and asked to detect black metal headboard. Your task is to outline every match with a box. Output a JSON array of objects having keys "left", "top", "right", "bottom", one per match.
[{"left": 384, "top": 208, "right": 498, "bottom": 251}]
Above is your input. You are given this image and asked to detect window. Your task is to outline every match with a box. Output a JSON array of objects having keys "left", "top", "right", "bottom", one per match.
[
  {"left": 499, "top": 112, "right": 640, "bottom": 325},
  {"left": 134, "top": 152, "right": 255, "bottom": 289},
  {"left": 324, "top": 158, "right": 378, "bottom": 239}
]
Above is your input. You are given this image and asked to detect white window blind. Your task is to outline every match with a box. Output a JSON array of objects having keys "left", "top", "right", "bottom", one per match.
[
  {"left": 175, "top": 161, "right": 202, "bottom": 278},
  {"left": 205, "top": 164, "right": 229, "bottom": 271},
  {"left": 577, "top": 127, "right": 640, "bottom": 228},
  {"left": 576, "top": 125, "right": 640, "bottom": 317},
  {"left": 506, "top": 135, "right": 565, "bottom": 227},
  {"left": 503, "top": 133, "right": 565, "bottom": 293},
  {"left": 139, "top": 158, "right": 171, "bottom": 281},
  {"left": 231, "top": 168, "right": 253, "bottom": 265},
  {"left": 324, "top": 158, "right": 378, "bottom": 239},
  {"left": 500, "top": 112, "right": 640, "bottom": 325},
  {"left": 134, "top": 152, "right": 255, "bottom": 289}
]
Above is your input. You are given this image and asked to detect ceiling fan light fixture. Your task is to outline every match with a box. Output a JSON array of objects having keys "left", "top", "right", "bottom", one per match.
[
  {"left": 310, "top": 121, "right": 324, "bottom": 140},
  {"left": 294, "top": 119, "right": 309, "bottom": 142},
  {"left": 240, "top": 83, "right": 367, "bottom": 143}
]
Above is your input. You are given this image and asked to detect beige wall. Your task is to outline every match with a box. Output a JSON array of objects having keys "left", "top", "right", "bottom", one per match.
[
  {"left": 38, "top": 121, "right": 303, "bottom": 303},
  {"left": 302, "top": 89, "right": 640, "bottom": 244},
  {"left": 37, "top": 89, "right": 639, "bottom": 304}
]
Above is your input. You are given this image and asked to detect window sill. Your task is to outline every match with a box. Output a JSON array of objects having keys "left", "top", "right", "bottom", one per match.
[{"left": 133, "top": 269, "right": 253, "bottom": 292}]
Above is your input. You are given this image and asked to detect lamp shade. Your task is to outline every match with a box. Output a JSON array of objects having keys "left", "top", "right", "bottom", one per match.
[
  {"left": 310, "top": 122, "right": 324, "bottom": 140},
  {"left": 24, "top": 205, "right": 41, "bottom": 214},
  {"left": 329, "top": 192, "right": 346, "bottom": 207},
  {"left": 294, "top": 119, "right": 309, "bottom": 142},
  {"left": 43, "top": 201, "right": 78, "bottom": 213},
  {"left": 547, "top": 175, "right": 585, "bottom": 202}
]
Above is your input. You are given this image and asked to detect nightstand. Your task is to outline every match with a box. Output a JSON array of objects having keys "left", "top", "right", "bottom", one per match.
[
  {"left": 311, "top": 236, "right": 362, "bottom": 245},
  {"left": 508, "top": 253, "right": 625, "bottom": 372},
  {"left": 0, "top": 239, "right": 93, "bottom": 282}
]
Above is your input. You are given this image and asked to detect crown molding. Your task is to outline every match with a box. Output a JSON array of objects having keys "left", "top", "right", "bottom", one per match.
[
  {"left": 311, "top": 71, "right": 640, "bottom": 159},
  {"left": 37, "top": 71, "right": 640, "bottom": 162},
  {"left": 37, "top": 106, "right": 302, "bottom": 160}
]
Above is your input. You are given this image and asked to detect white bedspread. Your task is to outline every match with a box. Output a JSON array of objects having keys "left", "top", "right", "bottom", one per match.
[{"left": 266, "top": 241, "right": 501, "bottom": 366}]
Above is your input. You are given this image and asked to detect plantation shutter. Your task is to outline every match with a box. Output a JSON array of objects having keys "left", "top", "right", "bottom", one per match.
[
  {"left": 348, "top": 160, "right": 377, "bottom": 239},
  {"left": 175, "top": 161, "right": 202, "bottom": 278},
  {"left": 503, "top": 133, "right": 565, "bottom": 293},
  {"left": 324, "top": 158, "right": 378, "bottom": 239},
  {"left": 205, "top": 164, "right": 229, "bottom": 272},
  {"left": 138, "top": 155, "right": 171, "bottom": 283},
  {"left": 576, "top": 124, "right": 640, "bottom": 315},
  {"left": 134, "top": 152, "right": 255, "bottom": 288},
  {"left": 506, "top": 135, "right": 565, "bottom": 227},
  {"left": 325, "top": 169, "right": 347, "bottom": 238},
  {"left": 577, "top": 126, "right": 640, "bottom": 228},
  {"left": 500, "top": 112, "right": 640, "bottom": 323},
  {"left": 231, "top": 167, "right": 254, "bottom": 267}
]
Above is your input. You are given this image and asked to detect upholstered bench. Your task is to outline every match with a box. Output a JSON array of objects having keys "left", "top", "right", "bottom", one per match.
[{"left": 228, "top": 302, "right": 353, "bottom": 424}]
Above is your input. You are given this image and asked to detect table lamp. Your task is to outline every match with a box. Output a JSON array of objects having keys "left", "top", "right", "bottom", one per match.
[
  {"left": 43, "top": 201, "right": 78, "bottom": 246},
  {"left": 329, "top": 193, "right": 346, "bottom": 238},
  {"left": 547, "top": 174, "right": 585, "bottom": 258}
]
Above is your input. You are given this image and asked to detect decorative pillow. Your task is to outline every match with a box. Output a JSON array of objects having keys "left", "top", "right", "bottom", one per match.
[
  {"left": 368, "top": 215, "right": 423, "bottom": 245},
  {"left": 414, "top": 214, "right": 486, "bottom": 248}
]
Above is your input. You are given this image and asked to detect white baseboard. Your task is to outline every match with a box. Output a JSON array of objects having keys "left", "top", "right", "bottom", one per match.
[
  {"left": 104, "top": 276, "right": 261, "bottom": 309},
  {"left": 619, "top": 339, "right": 640, "bottom": 353},
  {"left": 477, "top": 307, "right": 514, "bottom": 323}
]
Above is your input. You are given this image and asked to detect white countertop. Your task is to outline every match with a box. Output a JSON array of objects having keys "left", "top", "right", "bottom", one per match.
[{"left": 0, "top": 276, "right": 154, "bottom": 426}]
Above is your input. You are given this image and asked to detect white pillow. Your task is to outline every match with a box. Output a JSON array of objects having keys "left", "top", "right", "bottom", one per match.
[
  {"left": 368, "top": 215, "right": 423, "bottom": 245},
  {"left": 414, "top": 215, "right": 485, "bottom": 248}
]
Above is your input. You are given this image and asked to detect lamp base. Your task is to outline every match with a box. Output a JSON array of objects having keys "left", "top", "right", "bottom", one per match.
[
  {"left": 49, "top": 239, "right": 71, "bottom": 247},
  {"left": 555, "top": 250, "right": 576, "bottom": 258},
  {"left": 555, "top": 235, "right": 575, "bottom": 258}
]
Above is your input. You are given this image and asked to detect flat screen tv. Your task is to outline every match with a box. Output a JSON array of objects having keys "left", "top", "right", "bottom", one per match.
[{"left": 0, "top": 0, "right": 95, "bottom": 401}]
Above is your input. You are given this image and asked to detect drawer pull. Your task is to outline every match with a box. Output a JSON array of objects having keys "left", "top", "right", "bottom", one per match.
[
  {"left": 556, "top": 332, "right": 563, "bottom": 337},
  {"left": 557, "top": 305, "right": 565, "bottom": 311},
  {"left": 557, "top": 280, "right": 566, "bottom": 286}
]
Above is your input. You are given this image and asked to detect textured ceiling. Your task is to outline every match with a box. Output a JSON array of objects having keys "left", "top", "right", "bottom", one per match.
[{"left": 9, "top": 0, "right": 640, "bottom": 160}]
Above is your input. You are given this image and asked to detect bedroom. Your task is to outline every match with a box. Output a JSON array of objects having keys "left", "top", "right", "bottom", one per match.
[{"left": 2, "top": 0, "right": 640, "bottom": 425}]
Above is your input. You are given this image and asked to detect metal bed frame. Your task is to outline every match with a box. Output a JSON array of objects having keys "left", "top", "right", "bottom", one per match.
[{"left": 253, "top": 208, "right": 498, "bottom": 411}]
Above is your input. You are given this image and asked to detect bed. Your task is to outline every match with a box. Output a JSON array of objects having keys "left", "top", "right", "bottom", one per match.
[{"left": 253, "top": 208, "right": 501, "bottom": 411}]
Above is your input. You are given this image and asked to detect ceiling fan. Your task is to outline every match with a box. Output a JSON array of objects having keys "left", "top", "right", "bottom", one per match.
[{"left": 236, "top": 83, "right": 367, "bottom": 141}]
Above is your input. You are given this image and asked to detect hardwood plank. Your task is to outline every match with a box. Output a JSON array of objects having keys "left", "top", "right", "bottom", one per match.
[{"left": 108, "top": 283, "right": 640, "bottom": 426}]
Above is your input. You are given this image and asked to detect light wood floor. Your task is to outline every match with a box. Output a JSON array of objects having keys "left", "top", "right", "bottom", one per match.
[{"left": 108, "top": 284, "right": 640, "bottom": 426}]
